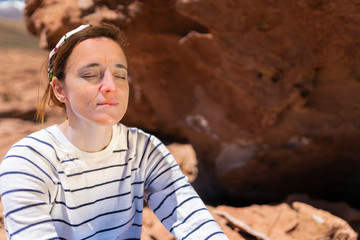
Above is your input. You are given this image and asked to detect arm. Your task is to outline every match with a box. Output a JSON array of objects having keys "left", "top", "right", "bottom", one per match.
[
  {"left": 0, "top": 147, "right": 59, "bottom": 240},
  {"left": 143, "top": 135, "right": 228, "bottom": 240}
]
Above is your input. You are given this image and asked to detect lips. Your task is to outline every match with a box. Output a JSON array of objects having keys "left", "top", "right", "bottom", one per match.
[{"left": 97, "top": 100, "right": 119, "bottom": 106}]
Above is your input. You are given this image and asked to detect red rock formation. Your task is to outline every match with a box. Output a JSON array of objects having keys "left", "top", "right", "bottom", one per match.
[
  {"left": 141, "top": 199, "right": 359, "bottom": 240},
  {"left": 212, "top": 201, "right": 358, "bottom": 240},
  {"left": 24, "top": 0, "right": 360, "bottom": 207}
]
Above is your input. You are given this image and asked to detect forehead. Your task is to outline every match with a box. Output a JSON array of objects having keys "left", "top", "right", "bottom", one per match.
[{"left": 67, "top": 37, "right": 127, "bottom": 68}]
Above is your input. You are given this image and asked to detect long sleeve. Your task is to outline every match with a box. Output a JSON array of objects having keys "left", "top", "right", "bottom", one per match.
[
  {"left": 0, "top": 140, "right": 59, "bottom": 239},
  {"left": 142, "top": 134, "right": 228, "bottom": 240}
]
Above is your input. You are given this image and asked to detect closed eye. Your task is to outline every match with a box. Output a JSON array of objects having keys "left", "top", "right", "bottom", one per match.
[
  {"left": 79, "top": 66, "right": 100, "bottom": 81},
  {"left": 83, "top": 75, "right": 97, "bottom": 78},
  {"left": 113, "top": 70, "right": 127, "bottom": 80},
  {"left": 114, "top": 75, "right": 126, "bottom": 80}
]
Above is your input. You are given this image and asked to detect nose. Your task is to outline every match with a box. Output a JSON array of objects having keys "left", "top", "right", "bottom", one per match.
[{"left": 100, "top": 71, "right": 117, "bottom": 93}]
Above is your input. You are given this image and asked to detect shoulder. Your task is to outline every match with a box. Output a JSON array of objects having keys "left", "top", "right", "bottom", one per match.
[
  {"left": 117, "top": 123, "right": 149, "bottom": 136},
  {"left": 6, "top": 126, "right": 52, "bottom": 150},
  {"left": 117, "top": 124, "right": 171, "bottom": 159},
  {"left": 116, "top": 123, "right": 164, "bottom": 151},
  {"left": 2, "top": 125, "right": 59, "bottom": 165},
  {"left": 0, "top": 126, "right": 60, "bottom": 183}
]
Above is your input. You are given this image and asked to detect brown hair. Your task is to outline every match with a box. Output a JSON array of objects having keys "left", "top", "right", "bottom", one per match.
[{"left": 36, "top": 24, "right": 128, "bottom": 123}]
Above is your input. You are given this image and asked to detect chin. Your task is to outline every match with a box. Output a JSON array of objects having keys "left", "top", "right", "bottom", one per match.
[
  {"left": 95, "top": 116, "right": 124, "bottom": 126},
  {"left": 97, "top": 120, "right": 120, "bottom": 126}
]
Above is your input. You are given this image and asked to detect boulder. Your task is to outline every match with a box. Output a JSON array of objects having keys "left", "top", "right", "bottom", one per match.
[
  {"left": 211, "top": 200, "right": 358, "bottom": 240},
  {"left": 141, "top": 197, "right": 359, "bottom": 240},
  {"left": 23, "top": 0, "right": 360, "bottom": 205}
]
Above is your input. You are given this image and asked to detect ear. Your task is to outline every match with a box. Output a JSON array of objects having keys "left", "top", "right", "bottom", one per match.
[{"left": 51, "top": 77, "right": 67, "bottom": 103}]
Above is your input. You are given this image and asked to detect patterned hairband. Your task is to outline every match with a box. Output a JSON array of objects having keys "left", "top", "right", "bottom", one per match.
[{"left": 48, "top": 24, "right": 92, "bottom": 83}]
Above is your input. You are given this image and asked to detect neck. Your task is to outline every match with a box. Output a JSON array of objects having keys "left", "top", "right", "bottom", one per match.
[{"left": 58, "top": 119, "right": 113, "bottom": 152}]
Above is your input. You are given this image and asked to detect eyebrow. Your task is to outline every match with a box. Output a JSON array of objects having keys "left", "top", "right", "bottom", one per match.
[
  {"left": 114, "top": 63, "right": 127, "bottom": 70},
  {"left": 78, "top": 63, "right": 100, "bottom": 72},
  {"left": 79, "top": 63, "right": 128, "bottom": 71}
]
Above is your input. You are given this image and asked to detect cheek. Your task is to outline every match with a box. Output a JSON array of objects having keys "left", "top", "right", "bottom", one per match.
[
  {"left": 67, "top": 89, "right": 95, "bottom": 107},
  {"left": 120, "top": 83, "right": 130, "bottom": 97}
]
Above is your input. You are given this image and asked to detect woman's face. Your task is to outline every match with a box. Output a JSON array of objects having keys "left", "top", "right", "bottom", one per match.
[{"left": 61, "top": 37, "right": 129, "bottom": 126}]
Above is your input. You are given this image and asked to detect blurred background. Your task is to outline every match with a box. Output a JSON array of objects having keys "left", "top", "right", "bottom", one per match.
[{"left": 0, "top": 0, "right": 359, "bottom": 238}]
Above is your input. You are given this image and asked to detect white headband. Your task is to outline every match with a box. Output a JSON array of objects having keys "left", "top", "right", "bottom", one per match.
[{"left": 48, "top": 24, "right": 92, "bottom": 83}]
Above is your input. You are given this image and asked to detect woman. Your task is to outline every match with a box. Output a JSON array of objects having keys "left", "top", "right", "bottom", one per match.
[{"left": 0, "top": 24, "right": 228, "bottom": 239}]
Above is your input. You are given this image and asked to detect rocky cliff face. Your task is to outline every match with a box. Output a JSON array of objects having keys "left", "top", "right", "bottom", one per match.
[{"left": 24, "top": 0, "right": 360, "bottom": 205}]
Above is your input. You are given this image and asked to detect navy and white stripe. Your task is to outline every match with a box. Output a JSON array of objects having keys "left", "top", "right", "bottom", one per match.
[{"left": 0, "top": 123, "right": 228, "bottom": 239}]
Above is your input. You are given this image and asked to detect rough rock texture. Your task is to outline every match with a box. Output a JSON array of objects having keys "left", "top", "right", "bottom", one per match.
[
  {"left": 141, "top": 200, "right": 359, "bottom": 240},
  {"left": 24, "top": 0, "right": 360, "bottom": 206},
  {"left": 213, "top": 201, "right": 358, "bottom": 240}
]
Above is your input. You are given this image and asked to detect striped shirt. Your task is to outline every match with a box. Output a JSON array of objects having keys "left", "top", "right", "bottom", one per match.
[{"left": 0, "top": 123, "right": 228, "bottom": 240}]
